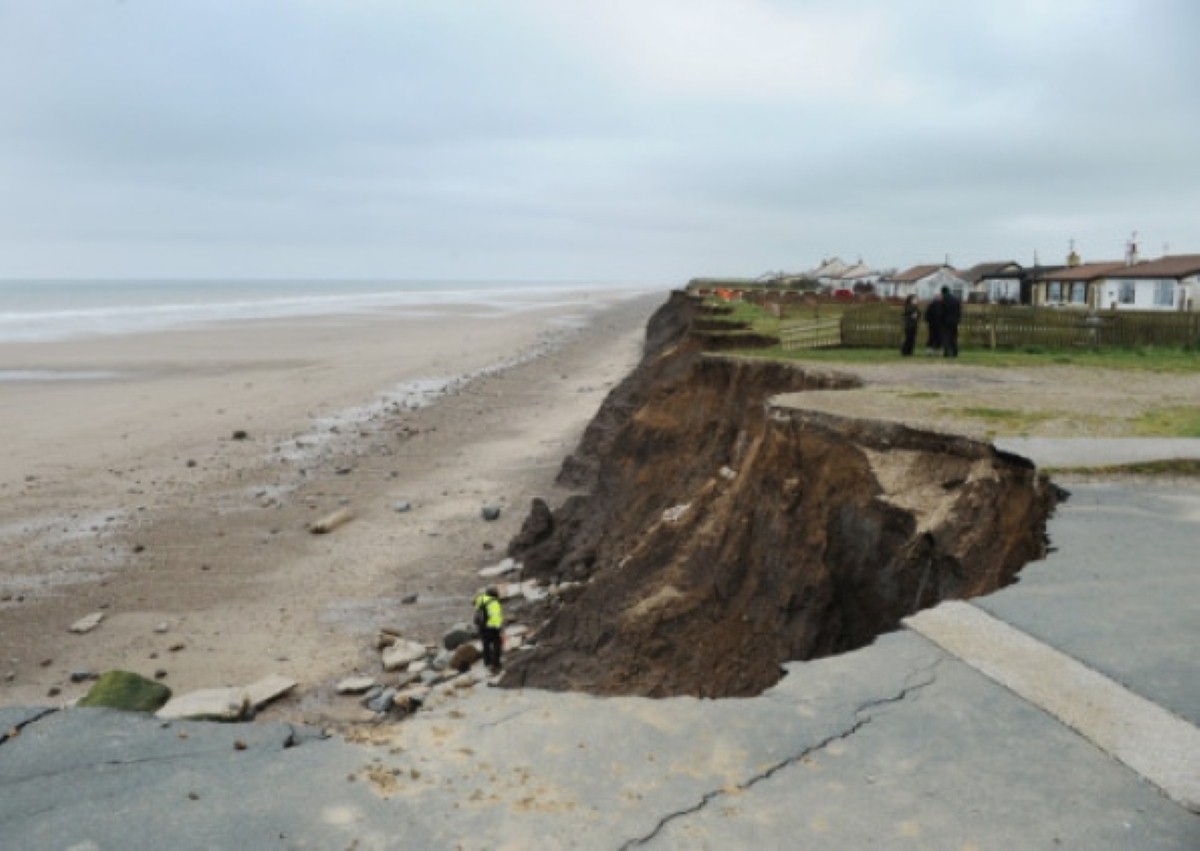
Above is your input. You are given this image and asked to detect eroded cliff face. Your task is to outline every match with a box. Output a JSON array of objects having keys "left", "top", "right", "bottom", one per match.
[{"left": 504, "top": 293, "right": 1062, "bottom": 698}]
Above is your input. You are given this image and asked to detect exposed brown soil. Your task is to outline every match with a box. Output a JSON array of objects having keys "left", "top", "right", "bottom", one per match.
[{"left": 503, "top": 293, "right": 1062, "bottom": 698}]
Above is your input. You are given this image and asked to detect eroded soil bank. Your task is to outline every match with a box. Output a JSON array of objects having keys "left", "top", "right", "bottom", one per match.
[{"left": 503, "top": 293, "right": 1063, "bottom": 698}]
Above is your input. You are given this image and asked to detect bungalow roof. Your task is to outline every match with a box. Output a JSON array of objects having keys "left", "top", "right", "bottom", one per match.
[
  {"left": 1106, "top": 254, "right": 1200, "bottom": 279},
  {"left": 891, "top": 264, "right": 945, "bottom": 282},
  {"left": 840, "top": 262, "right": 874, "bottom": 279},
  {"left": 959, "top": 261, "right": 1022, "bottom": 283},
  {"left": 1038, "top": 261, "right": 1125, "bottom": 283}
]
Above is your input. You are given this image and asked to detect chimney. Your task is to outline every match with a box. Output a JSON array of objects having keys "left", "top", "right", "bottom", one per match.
[
  {"left": 1067, "top": 238, "right": 1080, "bottom": 267},
  {"left": 1126, "top": 231, "right": 1139, "bottom": 266}
]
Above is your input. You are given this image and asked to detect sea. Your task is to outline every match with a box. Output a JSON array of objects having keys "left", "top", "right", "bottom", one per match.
[{"left": 0, "top": 278, "right": 657, "bottom": 346}]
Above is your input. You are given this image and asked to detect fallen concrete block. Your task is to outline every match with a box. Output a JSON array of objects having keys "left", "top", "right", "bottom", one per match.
[
  {"left": 157, "top": 687, "right": 248, "bottom": 722},
  {"left": 244, "top": 674, "right": 296, "bottom": 710}
]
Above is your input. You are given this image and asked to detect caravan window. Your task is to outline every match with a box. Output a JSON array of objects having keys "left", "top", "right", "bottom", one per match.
[{"left": 1154, "top": 280, "right": 1174, "bottom": 307}]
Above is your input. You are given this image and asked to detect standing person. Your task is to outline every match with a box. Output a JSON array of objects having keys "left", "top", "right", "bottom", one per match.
[
  {"left": 924, "top": 292, "right": 943, "bottom": 355},
  {"left": 940, "top": 285, "right": 961, "bottom": 358},
  {"left": 473, "top": 586, "right": 504, "bottom": 672},
  {"left": 900, "top": 294, "right": 920, "bottom": 356}
]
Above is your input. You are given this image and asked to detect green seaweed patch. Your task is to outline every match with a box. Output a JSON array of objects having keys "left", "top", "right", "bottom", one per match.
[{"left": 77, "top": 670, "right": 171, "bottom": 713}]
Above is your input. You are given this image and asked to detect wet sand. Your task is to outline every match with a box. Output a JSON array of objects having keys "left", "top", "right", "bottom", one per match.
[{"left": 0, "top": 290, "right": 664, "bottom": 720}]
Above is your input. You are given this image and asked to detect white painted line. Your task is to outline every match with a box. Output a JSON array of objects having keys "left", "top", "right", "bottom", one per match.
[{"left": 905, "top": 600, "right": 1200, "bottom": 813}]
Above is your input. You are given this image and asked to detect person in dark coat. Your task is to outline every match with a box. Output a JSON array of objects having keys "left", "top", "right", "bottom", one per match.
[
  {"left": 900, "top": 294, "right": 920, "bottom": 356},
  {"left": 923, "top": 293, "right": 943, "bottom": 354},
  {"left": 940, "top": 285, "right": 961, "bottom": 358}
]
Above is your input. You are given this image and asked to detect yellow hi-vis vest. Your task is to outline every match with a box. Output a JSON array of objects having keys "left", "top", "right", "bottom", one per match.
[{"left": 474, "top": 594, "right": 503, "bottom": 629}]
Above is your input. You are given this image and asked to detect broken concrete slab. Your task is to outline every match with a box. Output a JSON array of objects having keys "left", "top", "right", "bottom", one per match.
[
  {"left": 244, "top": 674, "right": 296, "bottom": 711},
  {"left": 156, "top": 687, "right": 247, "bottom": 721}
]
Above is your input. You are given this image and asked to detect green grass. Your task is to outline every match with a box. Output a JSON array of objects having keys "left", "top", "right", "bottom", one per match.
[
  {"left": 1044, "top": 459, "right": 1200, "bottom": 478},
  {"left": 1131, "top": 406, "right": 1200, "bottom": 437},
  {"left": 729, "top": 344, "right": 1200, "bottom": 372}
]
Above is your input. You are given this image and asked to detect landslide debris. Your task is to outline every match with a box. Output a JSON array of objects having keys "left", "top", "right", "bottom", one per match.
[{"left": 503, "top": 292, "right": 1062, "bottom": 698}]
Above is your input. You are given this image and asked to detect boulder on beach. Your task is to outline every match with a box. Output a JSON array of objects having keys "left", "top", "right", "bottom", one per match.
[
  {"left": 77, "top": 671, "right": 171, "bottom": 713},
  {"left": 382, "top": 639, "right": 427, "bottom": 672},
  {"left": 442, "top": 623, "right": 475, "bottom": 651},
  {"left": 336, "top": 676, "right": 377, "bottom": 695},
  {"left": 478, "top": 558, "right": 520, "bottom": 579},
  {"left": 481, "top": 504, "right": 502, "bottom": 521},
  {"left": 450, "top": 643, "right": 481, "bottom": 672}
]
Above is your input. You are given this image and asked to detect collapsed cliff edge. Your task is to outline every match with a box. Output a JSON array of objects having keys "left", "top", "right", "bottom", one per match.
[{"left": 501, "top": 291, "right": 1064, "bottom": 699}]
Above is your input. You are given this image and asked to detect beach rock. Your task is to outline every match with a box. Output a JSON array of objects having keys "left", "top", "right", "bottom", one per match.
[
  {"left": 491, "top": 582, "right": 518, "bottom": 600},
  {"left": 68, "top": 612, "right": 105, "bottom": 634},
  {"left": 429, "top": 649, "right": 453, "bottom": 672},
  {"left": 450, "top": 643, "right": 481, "bottom": 673},
  {"left": 365, "top": 688, "right": 397, "bottom": 713},
  {"left": 395, "top": 685, "right": 431, "bottom": 712},
  {"left": 401, "top": 592, "right": 419, "bottom": 604},
  {"left": 337, "top": 676, "right": 376, "bottom": 695},
  {"left": 77, "top": 671, "right": 171, "bottom": 713},
  {"left": 231, "top": 430, "right": 249, "bottom": 441},
  {"left": 521, "top": 581, "right": 549, "bottom": 602},
  {"left": 244, "top": 674, "right": 296, "bottom": 710},
  {"left": 69, "top": 670, "right": 99, "bottom": 683},
  {"left": 442, "top": 623, "right": 475, "bottom": 651},
  {"left": 381, "top": 639, "right": 426, "bottom": 672},
  {"left": 719, "top": 465, "right": 738, "bottom": 481},
  {"left": 481, "top": 504, "right": 502, "bottom": 521},
  {"left": 478, "top": 558, "right": 519, "bottom": 579},
  {"left": 153, "top": 622, "right": 169, "bottom": 634},
  {"left": 361, "top": 686, "right": 382, "bottom": 704},
  {"left": 504, "top": 624, "right": 530, "bottom": 639},
  {"left": 406, "top": 660, "right": 427, "bottom": 675},
  {"left": 662, "top": 503, "right": 690, "bottom": 523},
  {"left": 393, "top": 500, "right": 412, "bottom": 513},
  {"left": 157, "top": 687, "right": 248, "bottom": 722}
]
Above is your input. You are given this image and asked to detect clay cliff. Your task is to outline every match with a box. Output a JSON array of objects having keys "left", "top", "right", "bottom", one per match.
[{"left": 503, "top": 292, "right": 1062, "bottom": 698}]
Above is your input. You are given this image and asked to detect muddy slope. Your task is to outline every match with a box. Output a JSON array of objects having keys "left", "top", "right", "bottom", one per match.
[{"left": 504, "top": 293, "right": 1061, "bottom": 698}]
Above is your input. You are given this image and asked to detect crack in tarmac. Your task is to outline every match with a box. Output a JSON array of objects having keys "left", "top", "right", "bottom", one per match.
[
  {"left": 618, "top": 659, "right": 945, "bottom": 850},
  {"left": 0, "top": 707, "right": 57, "bottom": 747}
]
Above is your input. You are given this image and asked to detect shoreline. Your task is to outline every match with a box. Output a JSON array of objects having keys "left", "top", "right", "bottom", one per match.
[{"left": 0, "top": 290, "right": 665, "bottom": 718}]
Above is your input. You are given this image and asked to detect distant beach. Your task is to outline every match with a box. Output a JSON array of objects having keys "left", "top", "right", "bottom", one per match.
[{"left": 0, "top": 279, "right": 663, "bottom": 718}]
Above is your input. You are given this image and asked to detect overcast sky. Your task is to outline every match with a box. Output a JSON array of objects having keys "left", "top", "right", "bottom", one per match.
[{"left": 2, "top": 0, "right": 1197, "bottom": 282}]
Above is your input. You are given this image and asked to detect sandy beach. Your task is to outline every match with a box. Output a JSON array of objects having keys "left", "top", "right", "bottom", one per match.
[{"left": 0, "top": 289, "right": 664, "bottom": 719}]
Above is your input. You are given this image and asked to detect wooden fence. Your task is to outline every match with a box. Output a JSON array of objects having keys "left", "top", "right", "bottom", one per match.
[
  {"left": 839, "top": 305, "right": 1200, "bottom": 350},
  {"left": 780, "top": 318, "right": 842, "bottom": 350}
]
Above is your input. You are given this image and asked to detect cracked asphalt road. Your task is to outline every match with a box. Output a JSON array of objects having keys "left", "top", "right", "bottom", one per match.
[{"left": 2, "top": 482, "right": 1198, "bottom": 849}]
